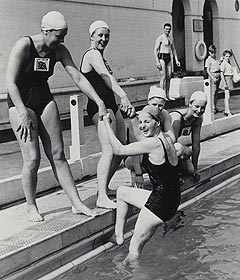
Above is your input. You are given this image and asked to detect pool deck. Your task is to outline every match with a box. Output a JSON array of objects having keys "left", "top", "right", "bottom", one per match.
[{"left": 1, "top": 95, "right": 240, "bottom": 279}]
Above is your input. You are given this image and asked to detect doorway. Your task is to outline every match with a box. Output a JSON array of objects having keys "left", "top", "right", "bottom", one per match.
[
  {"left": 172, "top": 0, "right": 185, "bottom": 72},
  {"left": 203, "top": 0, "right": 213, "bottom": 48}
]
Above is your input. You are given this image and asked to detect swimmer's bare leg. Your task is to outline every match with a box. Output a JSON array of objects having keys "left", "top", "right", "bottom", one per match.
[
  {"left": 127, "top": 207, "right": 161, "bottom": 259},
  {"left": 115, "top": 187, "right": 129, "bottom": 245}
]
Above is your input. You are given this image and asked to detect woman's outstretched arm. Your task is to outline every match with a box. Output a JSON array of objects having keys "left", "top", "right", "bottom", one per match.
[
  {"left": 57, "top": 44, "right": 107, "bottom": 117},
  {"left": 103, "top": 113, "right": 156, "bottom": 156}
]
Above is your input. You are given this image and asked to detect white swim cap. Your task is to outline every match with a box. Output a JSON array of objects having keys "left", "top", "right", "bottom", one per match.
[
  {"left": 148, "top": 86, "right": 166, "bottom": 101},
  {"left": 190, "top": 91, "right": 207, "bottom": 103},
  {"left": 89, "top": 20, "right": 110, "bottom": 36},
  {"left": 41, "top": 11, "right": 68, "bottom": 31}
]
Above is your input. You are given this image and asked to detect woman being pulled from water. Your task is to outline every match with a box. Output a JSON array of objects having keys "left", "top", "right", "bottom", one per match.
[{"left": 103, "top": 105, "right": 181, "bottom": 261}]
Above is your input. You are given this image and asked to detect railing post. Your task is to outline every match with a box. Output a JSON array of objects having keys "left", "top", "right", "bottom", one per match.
[
  {"left": 203, "top": 79, "right": 214, "bottom": 125},
  {"left": 69, "top": 94, "right": 87, "bottom": 161}
]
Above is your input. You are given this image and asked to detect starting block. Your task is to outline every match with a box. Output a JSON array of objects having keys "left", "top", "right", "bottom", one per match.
[{"left": 169, "top": 78, "right": 181, "bottom": 99}]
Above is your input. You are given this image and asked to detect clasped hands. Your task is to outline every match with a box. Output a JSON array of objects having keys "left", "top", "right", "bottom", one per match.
[{"left": 99, "top": 95, "right": 135, "bottom": 121}]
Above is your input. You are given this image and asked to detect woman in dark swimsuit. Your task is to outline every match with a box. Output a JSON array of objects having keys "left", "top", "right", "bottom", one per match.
[
  {"left": 6, "top": 11, "right": 107, "bottom": 221},
  {"left": 170, "top": 91, "right": 207, "bottom": 181},
  {"left": 80, "top": 20, "right": 134, "bottom": 209},
  {"left": 103, "top": 105, "right": 180, "bottom": 261}
]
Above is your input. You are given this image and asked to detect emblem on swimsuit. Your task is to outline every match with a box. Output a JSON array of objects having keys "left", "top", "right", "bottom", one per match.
[{"left": 34, "top": 58, "right": 50, "bottom": 72}]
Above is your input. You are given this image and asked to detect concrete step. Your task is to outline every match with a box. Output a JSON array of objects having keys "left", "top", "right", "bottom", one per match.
[
  {"left": 1, "top": 105, "right": 240, "bottom": 208},
  {"left": 0, "top": 97, "right": 185, "bottom": 144},
  {"left": 1, "top": 131, "right": 240, "bottom": 279}
]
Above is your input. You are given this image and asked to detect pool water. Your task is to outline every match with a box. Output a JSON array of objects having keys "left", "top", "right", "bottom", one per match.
[{"left": 58, "top": 180, "right": 240, "bottom": 280}]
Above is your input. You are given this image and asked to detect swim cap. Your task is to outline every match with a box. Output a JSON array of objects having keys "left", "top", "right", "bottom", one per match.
[
  {"left": 41, "top": 11, "right": 68, "bottom": 31},
  {"left": 148, "top": 86, "right": 166, "bottom": 101},
  {"left": 189, "top": 91, "right": 207, "bottom": 103},
  {"left": 139, "top": 105, "right": 160, "bottom": 122},
  {"left": 89, "top": 20, "right": 109, "bottom": 36}
]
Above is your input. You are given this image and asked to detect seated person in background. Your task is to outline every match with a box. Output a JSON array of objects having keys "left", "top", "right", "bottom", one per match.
[
  {"left": 103, "top": 105, "right": 180, "bottom": 261},
  {"left": 169, "top": 91, "right": 207, "bottom": 181},
  {"left": 125, "top": 86, "right": 175, "bottom": 188}
]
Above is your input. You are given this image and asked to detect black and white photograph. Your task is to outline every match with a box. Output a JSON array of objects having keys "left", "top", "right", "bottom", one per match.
[{"left": 0, "top": 1, "right": 240, "bottom": 279}]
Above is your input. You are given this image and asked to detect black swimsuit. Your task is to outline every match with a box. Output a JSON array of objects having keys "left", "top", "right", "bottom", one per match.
[
  {"left": 80, "top": 49, "right": 118, "bottom": 120},
  {"left": 170, "top": 111, "right": 196, "bottom": 137},
  {"left": 143, "top": 138, "right": 181, "bottom": 222},
  {"left": 158, "top": 53, "right": 171, "bottom": 66},
  {"left": 7, "top": 36, "right": 55, "bottom": 117}
]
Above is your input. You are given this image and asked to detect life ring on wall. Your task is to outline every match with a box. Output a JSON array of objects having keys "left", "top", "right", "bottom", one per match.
[{"left": 195, "top": 40, "right": 207, "bottom": 61}]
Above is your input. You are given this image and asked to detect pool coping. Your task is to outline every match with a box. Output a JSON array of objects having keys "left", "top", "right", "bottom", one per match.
[{"left": 1, "top": 146, "right": 240, "bottom": 280}]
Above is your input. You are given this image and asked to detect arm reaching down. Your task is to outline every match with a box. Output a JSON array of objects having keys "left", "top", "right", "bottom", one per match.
[{"left": 57, "top": 44, "right": 107, "bottom": 117}]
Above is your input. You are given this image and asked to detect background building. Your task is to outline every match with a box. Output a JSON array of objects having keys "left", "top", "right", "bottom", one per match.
[{"left": 0, "top": 0, "right": 240, "bottom": 96}]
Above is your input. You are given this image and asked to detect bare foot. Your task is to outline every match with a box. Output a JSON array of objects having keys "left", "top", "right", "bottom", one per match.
[
  {"left": 96, "top": 198, "right": 117, "bottom": 209},
  {"left": 72, "top": 204, "right": 97, "bottom": 217},
  {"left": 115, "top": 234, "right": 124, "bottom": 245},
  {"left": 123, "top": 253, "right": 139, "bottom": 265},
  {"left": 27, "top": 204, "right": 44, "bottom": 222},
  {"left": 109, "top": 233, "right": 124, "bottom": 245}
]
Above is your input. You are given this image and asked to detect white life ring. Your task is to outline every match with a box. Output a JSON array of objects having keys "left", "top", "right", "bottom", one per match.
[{"left": 195, "top": 40, "right": 207, "bottom": 61}]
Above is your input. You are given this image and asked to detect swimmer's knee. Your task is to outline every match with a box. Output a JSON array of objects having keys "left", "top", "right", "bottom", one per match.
[
  {"left": 117, "top": 186, "right": 129, "bottom": 201},
  {"left": 182, "top": 146, "right": 192, "bottom": 159},
  {"left": 101, "top": 146, "right": 114, "bottom": 158},
  {"left": 52, "top": 147, "right": 66, "bottom": 162},
  {"left": 125, "top": 157, "right": 134, "bottom": 171},
  {"left": 179, "top": 159, "right": 194, "bottom": 176},
  {"left": 175, "top": 143, "right": 184, "bottom": 157},
  {"left": 23, "top": 158, "right": 40, "bottom": 172}
]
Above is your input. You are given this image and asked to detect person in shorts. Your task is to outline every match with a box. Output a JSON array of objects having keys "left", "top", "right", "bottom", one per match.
[{"left": 205, "top": 45, "right": 221, "bottom": 114}]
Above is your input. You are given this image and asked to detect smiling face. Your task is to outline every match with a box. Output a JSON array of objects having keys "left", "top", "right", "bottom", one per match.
[
  {"left": 189, "top": 99, "right": 207, "bottom": 118},
  {"left": 91, "top": 27, "right": 110, "bottom": 51},
  {"left": 148, "top": 97, "right": 165, "bottom": 112},
  {"left": 44, "top": 28, "right": 68, "bottom": 49},
  {"left": 138, "top": 112, "right": 160, "bottom": 137}
]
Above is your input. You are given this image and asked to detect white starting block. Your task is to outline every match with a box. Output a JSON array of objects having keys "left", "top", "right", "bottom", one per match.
[
  {"left": 169, "top": 78, "right": 181, "bottom": 99},
  {"left": 203, "top": 79, "right": 214, "bottom": 125},
  {"left": 69, "top": 94, "right": 87, "bottom": 161}
]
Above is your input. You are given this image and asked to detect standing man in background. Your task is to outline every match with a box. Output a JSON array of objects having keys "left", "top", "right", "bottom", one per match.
[{"left": 154, "top": 23, "right": 180, "bottom": 100}]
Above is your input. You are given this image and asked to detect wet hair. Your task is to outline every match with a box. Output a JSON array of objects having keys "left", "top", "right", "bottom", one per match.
[
  {"left": 222, "top": 50, "right": 232, "bottom": 57},
  {"left": 164, "top": 23, "right": 171, "bottom": 29},
  {"left": 208, "top": 45, "right": 216, "bottom": 53}
]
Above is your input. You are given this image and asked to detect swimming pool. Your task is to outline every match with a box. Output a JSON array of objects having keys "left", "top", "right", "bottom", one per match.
[{"left": 56, "top": 179, "right": 240, "bottom": 280}]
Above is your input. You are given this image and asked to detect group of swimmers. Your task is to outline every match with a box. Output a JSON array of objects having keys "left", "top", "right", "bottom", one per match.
[{"left": 5, "top": 11, "right": 208, "bottom": 260}]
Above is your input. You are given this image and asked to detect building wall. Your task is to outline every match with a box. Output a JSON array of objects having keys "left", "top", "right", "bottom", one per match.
[
  {"left": 0, "top": 0, "right": 240, "bottom": 94},
  {"left": 0, "top": 0, "right": 172, "bottom": 93}
]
